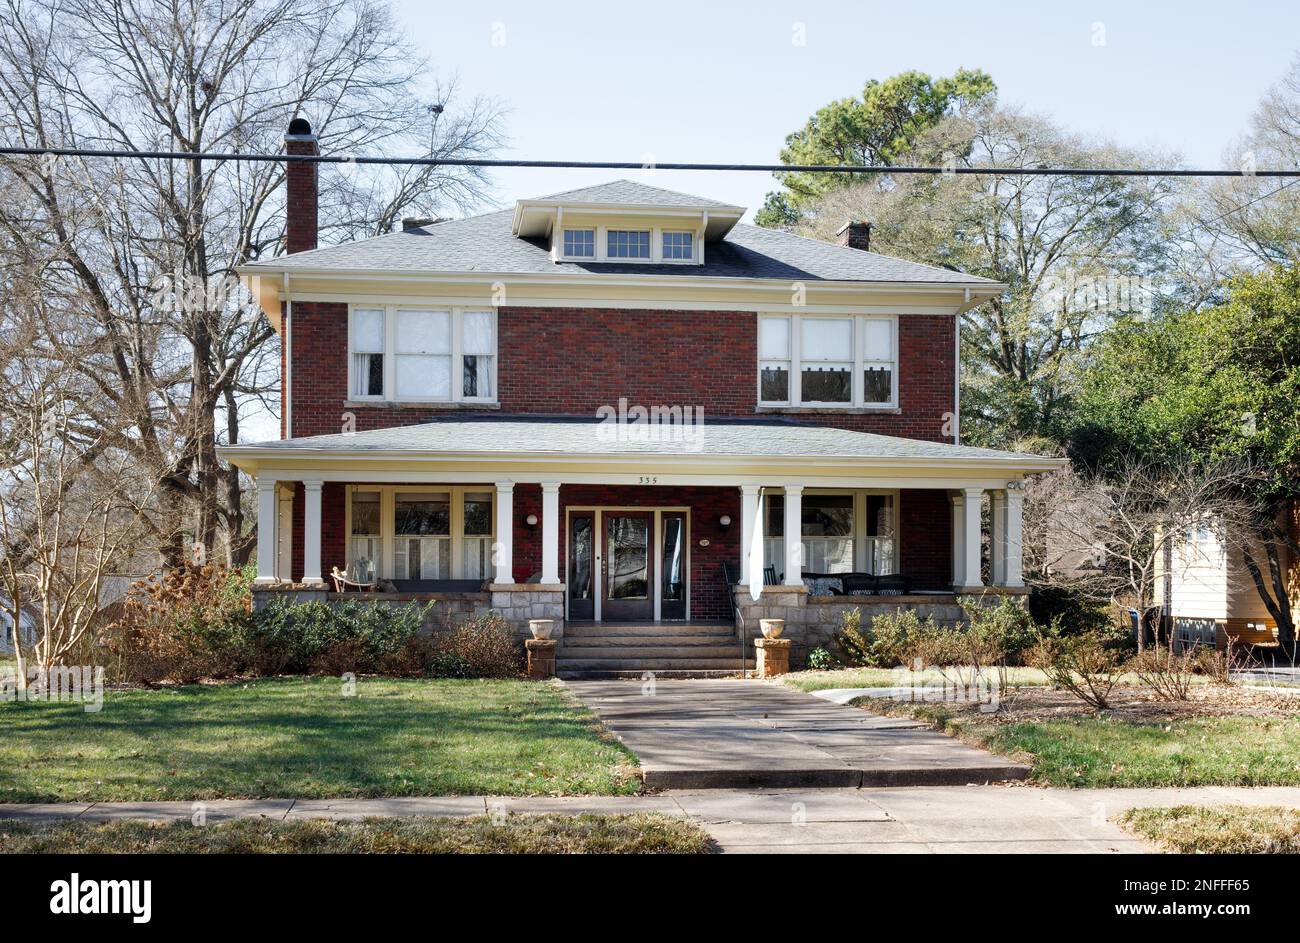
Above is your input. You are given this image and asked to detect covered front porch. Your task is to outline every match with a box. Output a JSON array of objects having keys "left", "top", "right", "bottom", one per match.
[{"left": 219, "top": 419, "right": 1060, "bottom": 663}]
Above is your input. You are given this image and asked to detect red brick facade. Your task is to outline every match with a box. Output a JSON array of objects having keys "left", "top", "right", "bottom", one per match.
[
  {"left": 286, "top": 303, "right": 955, "bottom": 441},
  {"left": 281, "top": 302, "right": 955, "bottom": 596}
]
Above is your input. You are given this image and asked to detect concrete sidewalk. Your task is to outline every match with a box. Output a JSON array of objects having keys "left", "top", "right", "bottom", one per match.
[
  {"left": 5, "top": 786, "right": 1300, "bottom": 853},
  {"left": 563, "top": 678, "right": 1028, "bottom": 788}
]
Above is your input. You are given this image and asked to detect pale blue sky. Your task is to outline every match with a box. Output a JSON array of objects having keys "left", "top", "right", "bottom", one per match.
[{"left": 398, "top": 0, "right": 1300, "bottom": 220}]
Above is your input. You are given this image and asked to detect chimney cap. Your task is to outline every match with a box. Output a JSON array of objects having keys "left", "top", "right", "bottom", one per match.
[
  {"left": 401, "top": 216, "right": 444, "bottom": 231},
  {"left": 286, "top": 117, "right": 315, "bottom": 139},
  {"left": 836, "top": 219, "right": 870, "bottom": 236}
]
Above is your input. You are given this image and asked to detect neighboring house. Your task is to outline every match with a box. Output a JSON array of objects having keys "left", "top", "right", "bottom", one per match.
[
  {"left": 218, "top": 118, "right": 1061, "bottom": 673},
  {"left": 0, "top": 596, "right": 39, "bottom": 655},
  {"left": 1156, "top": 520, "right": 1288, "bottom": 650}
]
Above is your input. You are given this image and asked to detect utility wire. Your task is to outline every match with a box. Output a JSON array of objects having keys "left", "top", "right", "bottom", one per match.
[{"left": 2, "top": 144, "right": 1299, "bottom": 177}]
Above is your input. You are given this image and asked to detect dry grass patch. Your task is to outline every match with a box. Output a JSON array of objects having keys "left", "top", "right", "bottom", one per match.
[
  {"left": 0, "top": 813, "right": 714, "bottom": 854},
  {"left": 1121, "top": 805, "right": 1300, "bottom": 854}
]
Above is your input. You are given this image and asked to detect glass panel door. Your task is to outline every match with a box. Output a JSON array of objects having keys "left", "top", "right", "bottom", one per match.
[
  {"left": 568, "top": 512, "right": 595, "bottom": 621},
  {"left": 602, "top": 513, "right": 653, "bottom": 620},
  {"left": 660, "top": 513, "right": 686, "bottom": 620}
]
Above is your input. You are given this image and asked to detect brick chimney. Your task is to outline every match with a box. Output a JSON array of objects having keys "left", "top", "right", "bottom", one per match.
[
  {"left": 836, "top": 220, "right": 871, "bottom": 252},
  {"left": 284, "top": 117, "right": 318, "bottom": 254}
]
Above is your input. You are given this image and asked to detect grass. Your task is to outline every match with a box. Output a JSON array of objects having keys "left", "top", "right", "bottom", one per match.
[
  {"left": 880, "top": 703, "right": 1300, "bottom": 787},
  {"left": 0, "top": 677, "right": 639, "bottom": 802},
  {"left": 0, "top": 813, "right": 712, "bottom": 854},
  {"left": 781, "top": 666, "right": 1052, "bottom": 692},
  {"left": 1121, "top": 805, "right": 1300, "bottom": 853}
]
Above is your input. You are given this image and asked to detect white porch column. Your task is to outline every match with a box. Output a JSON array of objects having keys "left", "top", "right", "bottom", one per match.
[
  {"left": 739, "top": 484, "right": 761, "bottom": 585},
  {"left": 783, "top": 485, "right": 803, "bottom": 586},
  {"left": 540, "top": 481, "right": 561, "bottom": 584},
  {"left": 302, "top": 480, "right": 325, "bottom": 585},
  {"left": 1004, "top": 485, "right": 1024, "bottom": 588},
  {"left": 949, "top": 492, "right": 966, "bottom": 589},
  {"left": 961, "top": 487, "right": 984, "bottom": 590},
  {"left": 990, "top": 490, "right": 1007, "bottom": 587},
  {"left": 494, "top": 482, "right": 515, "bottom": 585},
  {"left": 254, "top": 477, "right": 279, "bottom": 584}
]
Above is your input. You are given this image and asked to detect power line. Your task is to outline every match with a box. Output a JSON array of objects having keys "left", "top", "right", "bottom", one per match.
[{"left": 2, "top": 144, "right": 1299, "bottom": 178}]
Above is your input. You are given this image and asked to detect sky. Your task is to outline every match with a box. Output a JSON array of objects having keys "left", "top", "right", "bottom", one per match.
[{"left": 396, "top": 0, "right": 1300, "bottom": 220}]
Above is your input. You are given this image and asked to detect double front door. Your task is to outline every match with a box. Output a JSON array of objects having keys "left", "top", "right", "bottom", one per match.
[{"left": 568, "top": 509, "right": 687, "bottom": 621}]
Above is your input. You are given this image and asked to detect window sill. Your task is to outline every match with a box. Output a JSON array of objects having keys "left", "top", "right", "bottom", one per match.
[
  {"left": 755, "top": 405, "right": 901, "bottom": 416},
  {"left": 343, "top": 400, "right": 501, "bottom": 410}
]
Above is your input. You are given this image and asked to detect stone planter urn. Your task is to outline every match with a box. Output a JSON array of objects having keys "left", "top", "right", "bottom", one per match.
[
  {"left": 529, "top": 618, "right": 555, "bottom": 640},
  {"left": 758, "top": 618, "right": 785, "bottom": 639}
]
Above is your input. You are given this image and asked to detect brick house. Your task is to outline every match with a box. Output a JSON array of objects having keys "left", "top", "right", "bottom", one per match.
[{"left": 219, "top": 119, "right": 1061, "bottom": 674}]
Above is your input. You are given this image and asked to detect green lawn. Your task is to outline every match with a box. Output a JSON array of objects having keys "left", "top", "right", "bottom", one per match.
[
  {"left": 0, "top": 813, "right": 710, "bottom": 854},
  {"left": 1121, "top": 805, "right": 1300, "bottom": 854},
  {"left": 886, "top": 704, "right": 1300, "bottom": 787},
  {"left": 0, "top": 677, "right": 639, "bottom": 802}
]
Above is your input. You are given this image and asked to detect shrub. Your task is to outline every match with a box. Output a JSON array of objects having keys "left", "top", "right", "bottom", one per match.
[
  {"left": 1029, "top": 627, "right": 1122, "bottom": 711},
  {"left": 1128, "top": 644, "right": 1196, "bottom": 701},
  {"left": 430, "top": 613, "right": 523, "bottom": 678},
  {"left": 832, "top": 607, "right": 932, "bottom": 668},
  {"left": 109, "top": 563, "right": 253, "bottom": 685},
  {"left": 244, "top": 599, "right": 433, "bottom": 676},
  {"left": 958, "top": 596, "right": 1037, "bottom": 665},
  {"left": 806, "top": 647, "right": 838, "bottom": 670},
  {"left": 1027, "top": 584, "right": 1111, "bottom": 636}
]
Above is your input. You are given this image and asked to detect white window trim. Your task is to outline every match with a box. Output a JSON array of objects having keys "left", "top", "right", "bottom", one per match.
[
  {"left": 346, "top": 485, "right": 496, "bottom": 581},
  {"left": 757, "top": 313, "right": 899, "bottom": 409},
  {"left": 560, "top": 227, "right": 596, "bottom": 260},
  {"left": 347, "top": 304, "right": 498, "bottom": 405},
  {"left": 554, "top": 223, "right": 701, "bottom": 265}
]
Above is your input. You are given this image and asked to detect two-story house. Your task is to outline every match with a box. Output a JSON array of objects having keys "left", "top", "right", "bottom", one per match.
[{"left": 219, "top": 119, "right": 1061, "bottom": 674}]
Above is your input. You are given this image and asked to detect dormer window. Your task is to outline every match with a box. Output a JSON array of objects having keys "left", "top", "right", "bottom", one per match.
[
  {"left": 607, "top": 230, "right": 651, "bottom": 259},
  {"left": 662, "top": 231, "right": 694, "bottom": 260},
  {"left": 562, "top": 228, "right": 594, "bottom": 258}
]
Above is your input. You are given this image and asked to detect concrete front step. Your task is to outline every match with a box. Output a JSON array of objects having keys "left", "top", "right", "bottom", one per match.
[
  {"left": 561, "top": 644, "right": 746, "bottom": 659},
  {"left": 565, "top": 622, "right": 737, "bottom": 638},
  {"left": 555, "top": 657, "right": 756, "bottom": 672},
  {"left": 561, "top": 634, "right": 740, "bottom": 649}
]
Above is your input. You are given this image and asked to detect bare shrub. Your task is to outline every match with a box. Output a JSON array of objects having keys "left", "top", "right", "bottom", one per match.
[
  {"left": 1128, "top": 644, "right": 1196, "bottom": 701},
  {"left": 1030, "top": 629, "right": 1122, "bottom": 712}
]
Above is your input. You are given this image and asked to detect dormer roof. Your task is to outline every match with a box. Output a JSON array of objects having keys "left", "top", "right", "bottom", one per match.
[{"left": 511, "top": 179, "right": 744, "bottom": 241}]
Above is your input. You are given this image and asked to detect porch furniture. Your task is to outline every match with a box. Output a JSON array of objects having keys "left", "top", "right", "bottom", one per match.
[
  {"left": 330, "top": 560, "right": 377, "bottom": 593},
  {"left": 799, "top": 572, "right": 911, "bottom": 597}
]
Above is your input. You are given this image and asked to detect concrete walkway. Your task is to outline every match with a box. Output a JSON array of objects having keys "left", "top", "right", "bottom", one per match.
[
  {"left": 5, "top": 786, "right": 1300, "bottom": 853},
  {"left": 563, "top": 678, "right": 1028, "bottom": 788}
]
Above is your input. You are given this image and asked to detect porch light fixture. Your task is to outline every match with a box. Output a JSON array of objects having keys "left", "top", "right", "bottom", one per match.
[
  {"left": 718, "top": 514, "right": 732, "bottom": 527},
  {"left": 524, "top": 513, "right": 538, "bottom": 529}
]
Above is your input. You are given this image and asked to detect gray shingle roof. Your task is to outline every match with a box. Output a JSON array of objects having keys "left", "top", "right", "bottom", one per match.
[
  {"left": 524, "top": 179, "right": 740, "bottom": 209},
  {"left": 227, "top": 418, "right": 1056, "bottom": 466},
  {"left": 243, "top": 181, "right": 997, "bottom": 285}
]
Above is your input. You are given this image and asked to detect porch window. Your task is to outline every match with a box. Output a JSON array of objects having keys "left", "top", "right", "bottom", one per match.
[
  {"left": 350, "top": 308, "right": 385, "bottom": 398},
  {"left": 349, "top": 491, "right": 381, "bottom": 580},
  {"left": 394, "top": 492, "right": 451, "bottom": 580},
  {"left": 763, "top": 491, "right": 896, "bottom": 576},
  {"left": 462, "top": 491, "right": 493, "bottom": 579},
  {"left": 348, "top": 305, "right": 498, "bottom": 404},
  {"left": 756, "top": 314, "right": 898, "bottom": 408},
  {"left": 347, "top": 487, "right": 495, "bottom": 581}
]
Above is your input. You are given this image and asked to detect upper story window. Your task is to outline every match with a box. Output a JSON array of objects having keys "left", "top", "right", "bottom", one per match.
[
  {"left": 349, "top": 304, "right": 497, "bottom": 403},
  {"left": 757, "top": 314, "right": 898, "bottom": 409},
  {"left": 662, "top": 230, "right": 694, "bottom": 260},
  {"left": 607, "top": 229, "right": 650, "bottom": 259},
  {"left": 562, "top": 228, "right": 594, "bottom": 258}
]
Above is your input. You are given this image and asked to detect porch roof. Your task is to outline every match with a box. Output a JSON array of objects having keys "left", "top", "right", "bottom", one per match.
[{"left": 219, "top": 417, "right": 1063, "bottom": 476}]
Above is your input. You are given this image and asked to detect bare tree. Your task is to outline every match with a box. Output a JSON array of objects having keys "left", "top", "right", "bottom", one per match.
[
  {"left": 1024, "top": 457, "right": 1251, "bottom": 650},
  {"left": 0, "top": 0, "right": 503, "bottom": 568},
  {"left": 803, "top": 104, "right": 1177, "bottom": 446}
]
